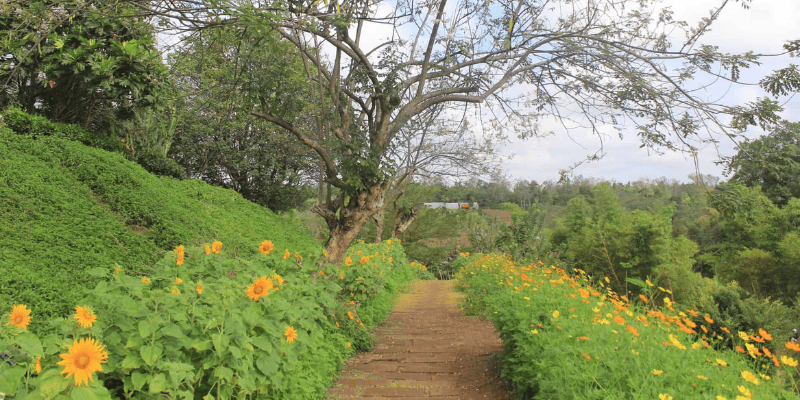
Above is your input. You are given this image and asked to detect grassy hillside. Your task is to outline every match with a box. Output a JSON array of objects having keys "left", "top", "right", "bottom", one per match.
[{"left": 0, "top": 125, "right": 321, "bottom": 331}]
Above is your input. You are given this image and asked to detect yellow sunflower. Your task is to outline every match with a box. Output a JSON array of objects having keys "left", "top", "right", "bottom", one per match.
[
  {"left": 285, "top": 326, "right": 298, "bottom": 344},
  {"left": 57, "top": 338, "right": 108, "bottom": 386},
  {"left": 7, "top": 304, "right": 32, "bottom": 329},
  {"left": 211, "top": 241, "right": 223, "bottom": 254},
  {"left": 246, "top": 276, "right": 274, "bottom": 301},
  {"left": 259, "top": 240, "right": 275, "bottom": 255},
  {"left": 73, "top": 306, "right": 96, "bottom": 329}
]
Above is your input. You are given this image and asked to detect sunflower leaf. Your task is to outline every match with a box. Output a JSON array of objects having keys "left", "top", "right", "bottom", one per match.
[{"left": 15, "top": 332, "right": 43, "bottom": 357}]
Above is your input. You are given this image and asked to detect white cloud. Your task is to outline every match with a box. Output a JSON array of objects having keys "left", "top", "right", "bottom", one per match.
[{"left": 497, "top": 0, "right": 799, "bottom": 184}]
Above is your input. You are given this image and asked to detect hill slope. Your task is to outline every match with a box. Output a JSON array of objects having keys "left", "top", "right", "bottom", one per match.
[{"left": 0, "top": 127, "right": 321, "bottom": 330}]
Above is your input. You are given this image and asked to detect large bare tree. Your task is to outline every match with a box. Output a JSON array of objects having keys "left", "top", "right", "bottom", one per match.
[{"left": 147, "top": 0, "right": 766, "bottom": 263}]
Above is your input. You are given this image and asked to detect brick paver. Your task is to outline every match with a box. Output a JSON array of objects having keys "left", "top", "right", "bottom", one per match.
[{"left": 327, "top": 280, "right": 508, "bottom": 399}]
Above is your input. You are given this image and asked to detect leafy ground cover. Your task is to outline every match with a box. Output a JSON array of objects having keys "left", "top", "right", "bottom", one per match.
[
  {"left": 0, "top": 126, "right": 318, "bottom": 332},
  {"left": 0, "top": 239, "right": 432, "bottom": 399},
  {"left": 456, "top": 253, "right": 800, "bottom": 400}
]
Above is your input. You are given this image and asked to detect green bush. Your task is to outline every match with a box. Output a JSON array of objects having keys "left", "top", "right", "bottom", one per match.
[{"left": 0, "top": 132, "right": 319, "bottom": 332}]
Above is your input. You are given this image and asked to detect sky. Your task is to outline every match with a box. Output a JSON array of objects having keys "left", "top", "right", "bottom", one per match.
[{"left": 497, "top": 0, "right": 800, "bottom": 184}]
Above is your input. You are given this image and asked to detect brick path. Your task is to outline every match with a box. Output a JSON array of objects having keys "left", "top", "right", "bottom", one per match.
[{"left": 327, "top": 280, "right": 509, "bottom": 399}]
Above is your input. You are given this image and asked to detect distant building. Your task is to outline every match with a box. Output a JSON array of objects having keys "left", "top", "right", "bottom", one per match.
[{"left": 422, "top": 202, "right": 479, "bottom": 210}]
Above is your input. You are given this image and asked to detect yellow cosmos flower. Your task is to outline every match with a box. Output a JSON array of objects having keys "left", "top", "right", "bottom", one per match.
[
  {"left": 259, "top": 240, "right": 275, "bottom": 255},
  {"left": 196, "top": 281, "right": 203, "bottom": 295},
  {"left": 211, "top": 241, "right": 223, "bottom": 254},
  {"left": 738, "top": 331, "right": 750, "bottom": 342},
  {"left": 716, "top": 359, "right": 728, "bottom": 367},
  {"left": 552, "top": 311, "right": 560, "bottom": 318},
  {"left": 531, "top": 329, "right": 538, "bottom": 334},
  {"left": 205, "top": 245, "right": 211, "bottom": 255},
  {"left": 283, "top": 249, "right": 290, "bottom": 260},
  {"left": 646, "top": 279, "right": 654, "bottom": 287},
  {"left": 659, "top": 394, "right": 672, "bottom": 400},
  {"left": 652, "top": 369, "right": 664, "bottom": 375},
  {"left": 7, "top": 304, "right": 32, "bottom": 329},
  {"left": 284, "top": 326, "right": 297, "bottom": 344},
  {"left": 717, "top": 397, "right": 727, "bottom": 400},
  {"left": 360, "top": 256, "right": 369, "bottom": 264},
  {"left": 697, "top": 375, "right": 708, "bottom": 380},
  {"left": 274, "top": 274, "right": 284, "bottom": 286},
  {"left": 741, "top": 371, "right": 759, "bottom": 385},
  {"left": 114, "top": 267, "right": 122, "bottom": 275},
  {"left": 175, "top": 277, "right": 183, "bottom": 284},
  {"left": 57, "top": 338, "right": 108, "bottom": 386},
  {"left": 141, "top": 277, "right": 150, "bottom": 285},
  {"left": 171, "top": 286, "right": 180, "bottom": 295},
  {"left": 344, "top": 257, "right": 352, "bottom": 267},
  {"left": 737, "top": 385, "right": 752, "bottom": 397},
  {"left": 246, "top": 276, "right": 274, "bottom": 301},
  {"left": 388, "top": 257, "right": 393, "bottom": 263},
  {"left": 73, "top": 306, "right": 96, "bottom": 329},
  {"left": 781, "top": 355, "right": 798, "bottom": 367}
]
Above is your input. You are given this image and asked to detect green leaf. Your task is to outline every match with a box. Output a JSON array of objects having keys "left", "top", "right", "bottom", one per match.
[
  {"left": 211, "top": 333, "right": 228, "bottom": 353},
  {"left": 131, "top": 371, "right": 148, "bottom": 391},
  {"left": 229, "top": 345, "right": 242, "bottom": 359},
  {"left": 15, "top": 332, "right": 44, "bottom": 356},
  {"left": 0, "top": 365, "right": 26, "bottom": 394},
  {"left": 191, "top": 339, "right": 212, "bottom": 351},
  {"left": 148, "top": 373, "right": 168, "bottom": 394},
  {"left": 256, "top": 355, "right": 278, "bottom": 376},
  {"left": 71, "top": 385, "right": 112, "bottom": 400},
  {"left": 161, "top": 323, "right": 183, "bottom": 338},
  {"left": 251, "top": 336, "right": 274, "bottom": 353},
  {"left": 139, "top": 344, "right": 162, "bottom": 366},
  {"left": 138, "top": 319, "right": 156, "bottom": 338},
  {"left": 37, "top": 372, "right": 71, "bottom": 398},
  {"left": 120, "top": 353, "right": 142, "bottom": 370},
  {"left": 213, "top": 366, "right": 233, "bottom": 382}
]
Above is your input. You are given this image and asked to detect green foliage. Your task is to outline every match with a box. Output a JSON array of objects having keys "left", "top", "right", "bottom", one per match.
[
  {"left": 726, "top": 121, "right": 800, "bottom": 206},
  {"left": 457, "top": 253, "right": 800, "bottom": 400},
  {"left": 0, "top": 0, "right": 167, "bottom": 132},
  {"left": 167, "top": 27, "right": 317, "bottom": 212},
  {"left": 0, "top": 131, "right": 319, "bottom": 332},
  {"left": 0, "top": 239, "right": 421, "bottom": 399}
]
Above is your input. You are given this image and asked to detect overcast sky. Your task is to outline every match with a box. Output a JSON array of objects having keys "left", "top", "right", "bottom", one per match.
[{"left": 498, "top": 0, "right": 799, "bottom": 184}]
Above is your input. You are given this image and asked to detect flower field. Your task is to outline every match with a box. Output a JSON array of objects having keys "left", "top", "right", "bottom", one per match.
[
  {"left": 0, "top": 239, "right": 432, "bottom": 399},
  {"left": 456, "top": 253, "right": 800, "bottom": 400}
]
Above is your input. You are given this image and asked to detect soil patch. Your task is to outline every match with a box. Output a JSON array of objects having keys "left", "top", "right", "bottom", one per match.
[{"left": 327, "top": 280, "right": 509, "bottom": 399}]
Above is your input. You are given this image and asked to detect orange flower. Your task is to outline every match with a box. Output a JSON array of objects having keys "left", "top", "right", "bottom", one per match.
[
  {"left": 284, "top": 326, "right": 297, "bottom": 344},
  {"left": 344, "top": 257, "right": 352, "bottom": 267},
  {"left": 73, "top": 306, "right": 96, "bottom": 329},
  {"left": 246, "top": 276, "right": 274, "bottom": 301},
  {"left": 7, "top": 304, "right": 32, "bottom": 329},
  {"left": 57, "top": 338, "right": 108, "bottom": 386},
  {"left": 141, "top": 277, "right": 150, "bottom": 285},
  {"left": 205, "top": 246, "right": 211, "bottom": 255},
  {"left": 581, "top": 353, "right": 591, "bottom": 360},
  {"left": 360, "top": 256, "right": 369, "bottom": 265},
  {"left": 274, "top": 274, "right": 284, "bottom": 286},
  {"left": 174, "top": 245, "right": 185, "bottom": 266},
  {"left": 211, "top": 241, "right": 223, "bottom": 254},
  {"left": 614, "top": 315, "right": 625, "bottom": 325},
  {"left": 735, "top": 346, "right": 746, "bottom": 354},
  {"left": 175, "top": 277, "right": 183, "bottom": 284},
  {"left": 196, "top": 281, "right": 203, "bottom": 295},
  {"left": 759, "top": 328, "right": 773, "bottom": 341},
  {"left": 259, "top": 240, "right": 275, "bottom": 255},
  {"left": 35, "top": 357, "right": 42, "bottom": 374},
  {"left": 786, "top": 341, "right": 800, "bottom": 352},
  {"left": 283, "top": 249, "right": 290, "bottom": 260},
  {"left": 639, "top": 294, "right": 647, "bottom": 303},
  {"left": 347, "top": 311, "right": 354, "bottom": 320},
  {"left": 578, "top": 288, "right": 590, "bottom": 298},
  {"left": 763, "top": 347, "right": 773, "bottom": 358},
  {"left": 626, "top": 325, "right": 639, "bottom": 337},
  {"left": 704, "top": 315, "right": 714, "bottom": 324}
]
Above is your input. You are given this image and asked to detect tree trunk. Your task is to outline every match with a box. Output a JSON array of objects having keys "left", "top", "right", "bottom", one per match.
[
  {"left": 321, "top": 181, "right": 390, "bottom": 264},
  {"left": 392, "top": 207, "right": 418, "bottom": 238},
  {"left": 373, "top": 209, "right": 385, "bottom": 244}
]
